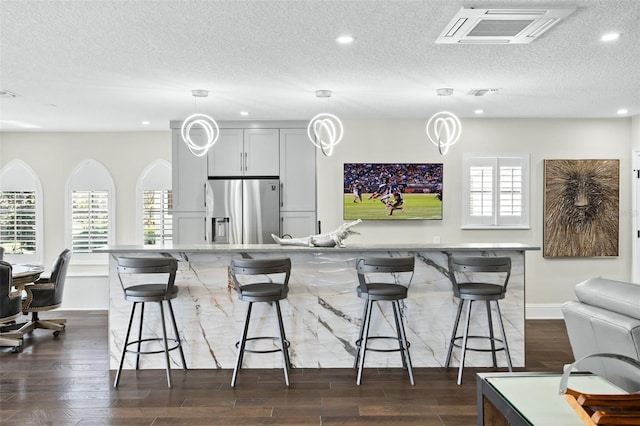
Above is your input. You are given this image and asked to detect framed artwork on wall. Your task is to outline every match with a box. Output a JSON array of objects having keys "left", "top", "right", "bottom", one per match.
[{"left": 543, "top": 159, "right": 619, "bottom": 257}]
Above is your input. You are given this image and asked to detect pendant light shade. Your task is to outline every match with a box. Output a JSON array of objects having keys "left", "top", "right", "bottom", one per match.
[
  {"left": 181, "top": 90, "right": 219, "bottom": 157},
  {"left": 426, "top": 88, "right": 461, "bottom": 155},
  {"left": 307, "top": 90, "right": 343, "bottom": 157}
]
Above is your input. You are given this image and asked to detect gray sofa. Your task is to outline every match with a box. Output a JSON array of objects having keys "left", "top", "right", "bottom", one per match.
[{"left": 562, "top": 276, "right": 640, "bottom": 392}]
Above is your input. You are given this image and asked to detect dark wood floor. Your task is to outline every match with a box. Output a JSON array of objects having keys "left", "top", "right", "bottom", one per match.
[{"left": 0, "top": 311, "right": 574, "bottom": 425}]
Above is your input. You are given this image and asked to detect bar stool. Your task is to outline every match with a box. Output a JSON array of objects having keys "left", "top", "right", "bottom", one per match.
[
  {"left": 353, "top": 256, "right": 415, "bottom": 385},
  {"left": 114, "top": 256, "right": 187, "bottom": 388},
  {"left": 230, "top": 257, "right": 292, "bottom": 387},
  {"left": 445, "top": 256, "right": 513, "bottom": 385}
]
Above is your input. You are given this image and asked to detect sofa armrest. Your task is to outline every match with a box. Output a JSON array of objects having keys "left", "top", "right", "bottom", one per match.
[{"left": 574, "top": 277, "right": 640, "bottom": 320}]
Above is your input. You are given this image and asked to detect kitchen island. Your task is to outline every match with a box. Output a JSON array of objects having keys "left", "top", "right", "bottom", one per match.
[{"left": 97, "top": 243, "right": 539, "bottom": 370}]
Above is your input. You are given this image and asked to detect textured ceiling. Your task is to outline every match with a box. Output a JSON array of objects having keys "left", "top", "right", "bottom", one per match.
[{"left": 1, "top": 0, "right": 639, "bottom": 132}]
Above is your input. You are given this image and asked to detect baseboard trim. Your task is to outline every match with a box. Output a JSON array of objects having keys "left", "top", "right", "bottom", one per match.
[{"left": 526, "top": 303, "right": 564, "bottom": 319}]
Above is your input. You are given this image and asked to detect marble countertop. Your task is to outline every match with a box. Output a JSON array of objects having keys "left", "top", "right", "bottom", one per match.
[{"left": 95, "top": 242, "right": 540, "bottom": 253}]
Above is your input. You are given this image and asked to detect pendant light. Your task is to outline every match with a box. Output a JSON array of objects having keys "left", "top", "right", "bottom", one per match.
[
  {"left": 307, "top": 90, "right": 344, "bottom": 157},
  {"left": 426, "top": 88, "right": 461, "bottom": 155},
  {"left": 181, "top": 89, "right": 219, "bottom": 157}
]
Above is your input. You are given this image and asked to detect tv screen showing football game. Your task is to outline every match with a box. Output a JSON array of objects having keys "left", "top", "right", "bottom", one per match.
[{"left": 343, "top": 163, "right": 443, "bottom": 220}]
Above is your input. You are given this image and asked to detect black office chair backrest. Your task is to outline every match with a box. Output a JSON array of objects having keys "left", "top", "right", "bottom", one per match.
[
  {"left": 116, "top": 256, "right": 178, "bottom": 292},
  {"left": 356, "top": 256, "right": 415, "bottom": 292},
  {"left": 448, "top": 256, "right": 511, "bottom": 297},
  {"left": 49, "top": 249, "right": 72, "bottom": 306},
  {"left": 0, "top": 260, "right": 21, "bottom": 321},
  {"left": 230, "top": 257, "right": 291, "bottom": 292}
]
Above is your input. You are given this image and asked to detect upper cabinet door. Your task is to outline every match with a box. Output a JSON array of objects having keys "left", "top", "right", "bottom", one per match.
[
  {"left": 207, "top": 128, "right": 279, "bottom": 176},
  {"left": 207, "top": 129, "right": 244, "bottom": 177},
  {"left": 172, "top": 129, "right": 207, "bottom": 212},
  {"left": 279, "top": 129, "right": 316, "bottom": 211},
  {"left": 243, "top": 129, "right": 280, "bottom": 176}
]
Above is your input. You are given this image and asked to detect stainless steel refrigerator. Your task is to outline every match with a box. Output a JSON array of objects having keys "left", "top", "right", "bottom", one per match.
[{"left": 205, "top": 178, "right": 280, "bottom": 244}]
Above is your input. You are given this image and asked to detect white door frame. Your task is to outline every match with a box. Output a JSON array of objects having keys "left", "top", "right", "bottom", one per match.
[{"left": 633, "top": 151, "right": 640, "bottom": 283}]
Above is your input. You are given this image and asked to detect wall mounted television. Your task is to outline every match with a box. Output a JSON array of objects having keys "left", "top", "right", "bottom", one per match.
[{"left": 343, "top": 163, "right": 443, "bottom": 220}]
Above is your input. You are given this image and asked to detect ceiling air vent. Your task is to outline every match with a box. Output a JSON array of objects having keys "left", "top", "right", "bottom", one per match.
[
  {"left": 436, "top": 7, "right": 575, "bottom": 44},
  {"left": 467, "top": 88, "right": 501, "bottom": 96}
]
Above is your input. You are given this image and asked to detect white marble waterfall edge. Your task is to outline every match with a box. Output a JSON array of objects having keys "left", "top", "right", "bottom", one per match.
[{"left": 107, "top": 249, "right": 526, "bottom": 370}]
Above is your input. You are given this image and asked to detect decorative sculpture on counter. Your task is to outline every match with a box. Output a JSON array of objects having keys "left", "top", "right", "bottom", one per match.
[{"left": 271, "top": 219, "right": 362, "bottom": 248}]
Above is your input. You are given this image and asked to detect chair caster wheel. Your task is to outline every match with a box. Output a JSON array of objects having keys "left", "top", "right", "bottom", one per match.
[
  {"left": 53, "top": 330, "right": 60, "bottom": 337},
  {"left": 11, "top": 347, "right": 20, "bottom": 353}
]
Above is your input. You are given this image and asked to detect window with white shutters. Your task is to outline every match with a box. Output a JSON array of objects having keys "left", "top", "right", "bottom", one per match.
[
  {"left": 71, "top": 190, "right": 110, "bottom": 252},
  {"left": 462, "top": 153, "right": 529, "bottom": 229},
  {"left": 0, "top": 191, "right": 37, "bottom": 254},
  {"left": 143, "top": 189, "right": 172, "bottom": 245},
  {"left": 0, "top": 160, "right": 43, "bottom": 262},
  {"left": 66, "top": 159, "right": 115, "bottom": 263}
]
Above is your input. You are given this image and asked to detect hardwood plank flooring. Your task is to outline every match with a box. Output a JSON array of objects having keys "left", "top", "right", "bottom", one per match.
[{"left": 0, "top": 311, "right": 574, "bottom": 425}]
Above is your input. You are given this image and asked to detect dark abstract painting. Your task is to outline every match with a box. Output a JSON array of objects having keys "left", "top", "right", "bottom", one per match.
[{"left": 544, "top": 159, "right": 619, "bottom": 257}]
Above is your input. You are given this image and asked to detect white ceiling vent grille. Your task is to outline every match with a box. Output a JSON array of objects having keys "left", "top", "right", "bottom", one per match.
[
  {"left": 436, "top": 7, "right": 575, "bottom": 44},
  {"left": 467, "top": 88, "right": 501, "bottom": 96}
]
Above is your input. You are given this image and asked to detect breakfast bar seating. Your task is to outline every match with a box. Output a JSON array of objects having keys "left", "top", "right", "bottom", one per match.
[
  {"left": 230, "top": 257, "right": 292, "bottom": 387},
  {"left": 97, "top": 243, "right": 537, "bottom": 372},
  {"left": 114, "top": 256, "right": 187, "bottom": 388},
  {"left": 353, "top": 256, "right": 415, "bottom": 385}
]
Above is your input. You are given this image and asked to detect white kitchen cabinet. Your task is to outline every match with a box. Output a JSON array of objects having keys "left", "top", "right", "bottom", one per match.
[
  {"left": 279, "top": 128, "right": 316, "bottom": 237},
  {"left": 279, "top": 129, "right": 316, "bottom": 212},
  {"left": 208, "top": 128, "right": 279, "bottom": 177},
  {"left": 172, "top": 128, "right": 207, "bottom": 212},
  {"left": 280, "top": 211, "right": 317, "bottom": 239},
  {"left": 172, "top": 212, "right": 206, "bottom": 244}
]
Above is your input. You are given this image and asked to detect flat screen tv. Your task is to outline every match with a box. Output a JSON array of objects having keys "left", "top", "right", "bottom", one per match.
[{"left": 343, "top": 163, "right": 443, "bottom": 220}]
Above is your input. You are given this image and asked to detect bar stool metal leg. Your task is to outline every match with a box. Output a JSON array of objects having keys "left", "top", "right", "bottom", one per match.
[
  {"left": 486, "top": 300, "right": 498, "bottom": 368},
  {"left": 494, "top": 301, "right": 513, "bottom": 371},
  {"left": 445, "top": 300, "right": 464, "bottom": 368},
  {"left": 274, "top": 301, "right": 290, "bottom": 386},
  {"left": 232, "top": 302, "right": 253, "bottom": 387},
  {"left": 457, "top": 299, "right": 473, "bottom": 386},
  {"left": 115, "top": 302, "right": 137, "bottom": 388},
  {"left": 167, "top": 299, "right": 187, "bottom": 370},
  {"left": 158, "top": 301, "right": 172, "bottom": 388},
  {"left": 392, "top": 301, "right": 407, "bottom": 369},
  {"left": 136, "top": 302, "right": 144, "bottom": 370},
  {"left": 356, "top": 300, "right": 374, "bottom": 386},
  {"left": 393, "top": 300, "right": 414, "bottom": 385},
  {"left": 353, "top": 301, "right": 369, "bottom": 369}
]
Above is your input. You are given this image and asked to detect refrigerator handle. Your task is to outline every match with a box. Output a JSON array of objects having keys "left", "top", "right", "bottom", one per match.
[
  {"left": 244, "top": 152, "right": 248, "bottom": 171},
  {"left": 280, "top": 182, "right": 284, "bottom": 207},
  {"left": 204, "top": 217, "right": 207, "bottom": 242},
  {"left": 203, "top": 183, "right": 206, "bottom": 208},
  {"left": 239, "top": 152, "right": 243, "bottom": 171}
]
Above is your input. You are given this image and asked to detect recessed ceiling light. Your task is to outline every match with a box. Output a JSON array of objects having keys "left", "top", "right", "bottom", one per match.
[
  {"left": 141, "top": 121, "right": 150, "bottom": 125},
  {"left": 474, "top": 109, "right": 484, "bottom": 114},
  {"left": 601, "top": 32, "right": 621, "bottom": 42},
  {"left": 617, "top": 109, "right": 628, "bottom": 115},
  {"left": 240, "top": 111, "right": 249, "bottom": 116},
  {"left": 336, "top": 35, "right": 355, "bottom": 44}
]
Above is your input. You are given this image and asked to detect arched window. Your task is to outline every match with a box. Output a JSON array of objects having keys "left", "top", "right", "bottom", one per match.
[
  {"left": 137, "top": 160, "right": 172, "bottom": 245},
  {"left": 66, "top": 159, "right": 115, "bottom": 263},
  {"left": 0, "top": 160, "right": 43, "bottom": 263}
]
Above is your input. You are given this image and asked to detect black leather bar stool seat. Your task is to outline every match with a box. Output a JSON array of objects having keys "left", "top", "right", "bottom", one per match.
[
  {"left": 230, "top": 257, "right": 292, "bottom": 387},
  {"left": 445, "top": 256, "right": 513, "bottom": 385},
  {"left": 353, "top": 256, "right": 415, "bottom": 386},
  {"left": 114, "top": 256, "right": 187, "bottom": 388}
]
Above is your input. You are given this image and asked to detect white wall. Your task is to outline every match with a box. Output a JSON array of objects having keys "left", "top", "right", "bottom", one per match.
[
  {"left": 1, "top": 118, "right": 635, "bottom": 316},
  {"left": 0, "top": 131, "right": 171, "bottom": 309},
  {"left": 317, "top": 118, "right": 634, "bottom": 316}
]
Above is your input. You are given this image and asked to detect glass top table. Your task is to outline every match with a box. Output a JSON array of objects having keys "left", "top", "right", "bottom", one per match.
[{"left": 476, "top": 372, "right": 627, "bottom": 426}]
